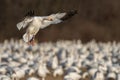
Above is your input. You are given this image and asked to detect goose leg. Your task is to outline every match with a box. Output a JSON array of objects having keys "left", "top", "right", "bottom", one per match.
[{"left": 30, "top": 35, "right": 35, "bottom": 46}]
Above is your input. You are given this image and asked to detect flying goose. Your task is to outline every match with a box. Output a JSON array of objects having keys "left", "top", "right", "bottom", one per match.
[{"left": 17, "top": 10, "right": 77, "bottom": 45}]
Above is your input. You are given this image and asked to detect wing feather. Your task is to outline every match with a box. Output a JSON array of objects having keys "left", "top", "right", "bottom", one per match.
[
  {"left": 39, "top": 13, "right": 66, "bottom": 29},
  {"left": 17, "top": 21, "right": 28, "bottom": 30},
  {"left": 49, "top": 13, "right": 66, "bottom": 20},
  {"left": 16, "top": 21, "right": 24, "bottom": 30},
  {"left": 16, "top": 18, "right": 33, "bottom": 30},
  {"left": 49, "top": 13, "right": 66, "bottom": 24}
]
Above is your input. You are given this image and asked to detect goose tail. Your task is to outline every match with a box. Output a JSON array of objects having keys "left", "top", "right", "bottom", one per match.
[{"left": 23, "top": 33, "right": 34, "bottom": 42}]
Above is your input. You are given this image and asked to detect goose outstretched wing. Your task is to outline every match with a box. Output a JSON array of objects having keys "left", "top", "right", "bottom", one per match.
[
  {"left": 17, "top": 18, "right": 33, "bottom": 30},
  {"left": 40, "top": 10, "right": 77, "bottom": 29}
]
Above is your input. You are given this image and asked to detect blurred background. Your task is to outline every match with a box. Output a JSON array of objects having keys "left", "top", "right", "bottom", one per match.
[{"left": 0, "top": 0, "right": 120, "bottom": 42}]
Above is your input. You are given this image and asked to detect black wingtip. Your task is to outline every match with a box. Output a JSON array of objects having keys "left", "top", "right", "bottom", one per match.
[
  {"left": 25, "top": 10, "right": 35, "bottom": 17},
  {"left": 70, "top": 10, "right": 78, "bottom": 14},
  {"left": 61, "top": 10, "right": 77, "bottom": 21}
]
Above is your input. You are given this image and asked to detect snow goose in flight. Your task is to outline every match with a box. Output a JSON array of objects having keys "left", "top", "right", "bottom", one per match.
[{"left": 16, "top": 10, "right": 77, "bottom": 45}]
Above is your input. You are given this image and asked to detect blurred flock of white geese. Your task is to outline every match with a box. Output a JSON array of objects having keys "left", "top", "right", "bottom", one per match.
[{"left": 0, "top": 39, "right": 120, "bottom": 80}]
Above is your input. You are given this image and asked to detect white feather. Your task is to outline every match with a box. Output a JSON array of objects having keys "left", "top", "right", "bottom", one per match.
[
  {"left": 16, "top": 21, "right": 23, "bottom": 30},
  {"left": 23, "top": 33, "right": 33, "bottom": 42},
  {"left": 49, "top": 13, "right": 66, "bottom": 19}
]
